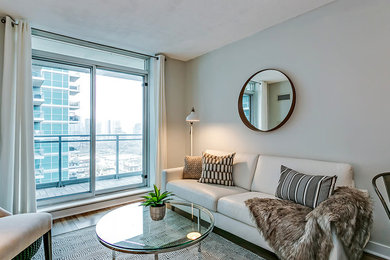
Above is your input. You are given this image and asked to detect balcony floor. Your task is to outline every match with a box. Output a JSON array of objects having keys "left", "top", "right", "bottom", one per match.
[{"left": 36, "top": 175, "right": 143, "bottom": 200}]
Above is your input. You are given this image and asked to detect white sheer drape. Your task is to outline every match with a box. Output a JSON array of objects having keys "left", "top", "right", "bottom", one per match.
[
  {"left": 0, "top": 17, "right": 36, "bottom": 213},
  {"left": 149, "top": 54, "right": 167, "bottom": 188}
]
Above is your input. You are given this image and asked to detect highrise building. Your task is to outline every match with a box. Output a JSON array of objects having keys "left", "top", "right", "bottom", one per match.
[{"left": 32, "top": 65, "right": 82, "bottom": 186}]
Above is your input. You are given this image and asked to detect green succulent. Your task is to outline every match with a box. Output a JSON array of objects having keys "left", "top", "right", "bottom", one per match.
[{"left": 141, "top": 185, "right": 173, "bottom": 207}]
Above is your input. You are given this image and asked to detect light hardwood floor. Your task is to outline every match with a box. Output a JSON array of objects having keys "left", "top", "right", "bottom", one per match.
[{"left": 52, "top": 203, "right": 384, "bottom": 260}]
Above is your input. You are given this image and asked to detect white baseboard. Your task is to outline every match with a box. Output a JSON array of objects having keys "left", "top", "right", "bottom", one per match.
[{"left": 365, "top": 241, "right": 390, "bottom": 259}]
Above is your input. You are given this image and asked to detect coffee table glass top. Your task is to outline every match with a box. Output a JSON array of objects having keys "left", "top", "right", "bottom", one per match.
[{"left": 96, "top": 201, "right": 214, "bottom": 253}]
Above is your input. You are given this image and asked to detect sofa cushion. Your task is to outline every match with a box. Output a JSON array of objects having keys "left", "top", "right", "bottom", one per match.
[
  {"left": 166, "top": 179, "right": 246, "bottom": 211},
  {"left": 205, "top": 150, "right": 259, "bottom": 190},
  {"left": 217, "top": 192, "right": 278, "bottom": 227},
  {"left": 251, "top": 155, "right": 354, "bottom": 195}
]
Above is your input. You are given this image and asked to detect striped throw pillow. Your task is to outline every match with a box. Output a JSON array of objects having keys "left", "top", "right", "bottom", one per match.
[
  {"left": 275, "top": 165, "right": 337, "bottom": 208},
  {"left": 198, "top": 152, "right": 236, "bottom": 186}
]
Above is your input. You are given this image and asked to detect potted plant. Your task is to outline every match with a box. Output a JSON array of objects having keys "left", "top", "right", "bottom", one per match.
[{"left": 141, "top": 185, "right": 173, "bottom": 221}]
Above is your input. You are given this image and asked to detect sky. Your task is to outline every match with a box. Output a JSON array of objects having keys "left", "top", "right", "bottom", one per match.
[{"left": 78, "top": 71, "right": 143, "bottom": 133}]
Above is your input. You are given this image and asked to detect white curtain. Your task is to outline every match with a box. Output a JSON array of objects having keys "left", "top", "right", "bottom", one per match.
[
  {"left": 150, "top": 54, "right": 167, "bottom": 188},
  {"left": 0, "top": 17, "right": 36, "bottom": 214}
]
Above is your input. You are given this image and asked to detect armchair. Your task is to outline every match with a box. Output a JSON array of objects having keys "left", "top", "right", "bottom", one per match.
[
  {"left": 0, "top": 207, "right": 52, "bottom": 260},
  {"left": 372, "top": 172, "right": 390, "bottom": 220}
]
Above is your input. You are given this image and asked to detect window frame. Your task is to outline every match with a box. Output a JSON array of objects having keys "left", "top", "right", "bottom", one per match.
[{"left": 32, "top": 33, "right": 150, "bottom": 207}]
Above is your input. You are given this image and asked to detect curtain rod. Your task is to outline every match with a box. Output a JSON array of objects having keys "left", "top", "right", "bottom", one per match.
[
  {"left": 32, "top": 28, "right": 159, "bottom": 60},
  {"left": 1, "top": 15, "right": 18, "bottom": 26},
  {"left": 1, "top": 17, "right": 162, "bottom": 60}
]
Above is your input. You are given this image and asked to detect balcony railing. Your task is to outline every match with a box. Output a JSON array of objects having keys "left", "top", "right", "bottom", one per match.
[
  {"left": 33, "top": 111, "right": 44, "bottom": 122},
  {"left": 34, "top": 130, "right": 44, "bottom": 136},
  {"left": 34, "top": 134, "right": 143, "bottom": 189},
  {"left": 69, "top": 115, "right": 80, "bottom": 122},
  {"left": 35, "top": 168, "right": 45, "bottom": 179},
  {"left": 34, "top": 148, "right": 45, "bottom": 160},
  {"left": 33, "top": 91, "right": 45, "bottom": 106},
  {"left": 69, "top": 72, "right": 80, "bottom": 82},
  {"left": 32, "top": 70, "right": 44, "bottom": 88},
  {"left": 69, "top": 101, "right": 80, "bottom": 109},
  {"left": 69, "top": 83, "right": 80, "bottom": 95}
]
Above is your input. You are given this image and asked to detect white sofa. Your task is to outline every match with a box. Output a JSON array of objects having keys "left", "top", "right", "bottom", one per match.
[{"left": 162, "top": 150, "right": 355, "bottom": 260}]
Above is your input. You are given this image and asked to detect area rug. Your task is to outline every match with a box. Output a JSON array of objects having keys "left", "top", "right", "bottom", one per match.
[{"left": 32, "top": 226, "right": 263, "bottom": 259}]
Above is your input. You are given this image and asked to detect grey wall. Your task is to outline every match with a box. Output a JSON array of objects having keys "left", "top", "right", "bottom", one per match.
[
  {"left": 184, "top": 0, "right": 390, "bottom": 253},
  {"left": 267, "top": 80, "right": 292, "bottom": 129},
  {"left": 165, "top": 57, "right": 187, "bottom": 168}
]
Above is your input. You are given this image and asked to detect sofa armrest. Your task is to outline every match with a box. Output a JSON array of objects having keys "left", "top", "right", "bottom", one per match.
[{"left": 161, "top": 167, "right": 184, "bottom": 191}]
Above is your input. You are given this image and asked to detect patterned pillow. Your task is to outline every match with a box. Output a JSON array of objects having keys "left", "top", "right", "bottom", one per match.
[
  {"left": 275, "top": 165, "right": 337, "bottom": 208},
  {"left": 183, "top": 156, "right": 202, "bottom": 179},
  {"left": 198, "top": 152, "right": 236, "bottom": 186}
]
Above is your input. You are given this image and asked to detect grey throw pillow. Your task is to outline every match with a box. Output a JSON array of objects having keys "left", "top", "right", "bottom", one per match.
[
  {"left": 198, "top": 152, "right": 235, "bottom": 186},
  {"left": 183, "top": 156, "right": 202, "bottom": 179},
  {"left": 275, "top": 165, "right": 337, "bottom": 208}
]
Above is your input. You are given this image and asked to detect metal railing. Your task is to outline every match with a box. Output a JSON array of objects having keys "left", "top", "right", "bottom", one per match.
[
  {"left": 32, "top": 70, "right": 44, "bottom": 88},
  {"left": 33, "top": 91, "right": 44, "bottom": 100},
  {"left": 69, "top": 83, "right": 80, "bottom": 91},
  {"left": 69, "top": 101, "right": 80, "bottom": 109},
  {"left": 69, "top": 115, "right": 80, "bottom": 122},
  {"left": 34, "top": 134, "right": 143, "bottom": 189},
  {"left": 33, "top": 111, "right": 44, "bottom": 121}
]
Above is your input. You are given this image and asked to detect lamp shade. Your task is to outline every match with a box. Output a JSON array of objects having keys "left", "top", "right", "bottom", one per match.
[{"left": 186, "top": 107, "right": 199, "bottom": 122}]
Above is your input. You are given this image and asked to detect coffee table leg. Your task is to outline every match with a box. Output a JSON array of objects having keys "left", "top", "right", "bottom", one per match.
[
  {"left": 154, "top": 253, "right": 158, "bottom": 260},
  {"left": 198, "top": 242, "right": 201, "bottom": 253},
  {"left": 112, "top": 250, "right": 116, "bottom": 260}
]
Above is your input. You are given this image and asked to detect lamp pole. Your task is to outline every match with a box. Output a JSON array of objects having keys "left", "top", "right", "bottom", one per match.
[
  {"left": 186, "top": 107, "right": 199, "bottom": 156},
  {"left": 190, "top": 122, "right": 194, "bottom": 156}
]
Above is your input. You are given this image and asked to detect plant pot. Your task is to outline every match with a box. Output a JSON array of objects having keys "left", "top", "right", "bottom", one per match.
[{"left": 150, "top": 204, "right": 166, "bottom": 221}]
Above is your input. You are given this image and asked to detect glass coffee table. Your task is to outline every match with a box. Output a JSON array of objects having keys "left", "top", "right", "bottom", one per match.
[{"left": 96, "top": 201, "right": 215, "bottom": 259}]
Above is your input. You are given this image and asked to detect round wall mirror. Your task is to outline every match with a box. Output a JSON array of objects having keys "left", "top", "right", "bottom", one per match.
[{"left": 238, "top": 69, "right": 296, "bottom": 132}]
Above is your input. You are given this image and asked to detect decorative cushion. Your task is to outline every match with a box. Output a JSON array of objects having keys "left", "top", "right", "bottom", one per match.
[
  {"left": 199, "top": 152, "right": 236, "bottom": 186},
  {"left": 205, "top": 150, "right": 259, "bottom": 190},
  {"left": 183, "top": 156, "right": 202, "bottom": 179},
  {"left": 275, "top": 165, "right": 337, "bottom": 208}
]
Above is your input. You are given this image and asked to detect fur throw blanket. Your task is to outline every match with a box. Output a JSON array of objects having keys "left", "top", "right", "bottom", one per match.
[{"left": 245, "top": 187, "right": 372, "bottom": 260}]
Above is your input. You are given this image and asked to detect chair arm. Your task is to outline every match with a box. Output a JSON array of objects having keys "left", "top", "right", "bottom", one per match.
[
  {"left": 161, "top": 167, "right": 184, "bottom": 191},
  {"left": 0, "top": 207, "right": 11, "bottom": 218},
  {"left": 0, "top": 213, "right": 52, "bottom": 259}
]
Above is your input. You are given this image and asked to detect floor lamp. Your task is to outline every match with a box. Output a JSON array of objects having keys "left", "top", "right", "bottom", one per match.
[{"left": 186, "top": 107, "right": 199, "bottom": 156}]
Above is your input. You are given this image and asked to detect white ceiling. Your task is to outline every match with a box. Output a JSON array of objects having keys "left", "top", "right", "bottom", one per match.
[{"left": 0, "top": 0, "right": 334, "bottom": 61}]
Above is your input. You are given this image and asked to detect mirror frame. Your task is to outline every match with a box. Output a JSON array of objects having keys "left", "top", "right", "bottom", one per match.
[{"left": 238, "top": 69, "right": 296, "bottom": 132}]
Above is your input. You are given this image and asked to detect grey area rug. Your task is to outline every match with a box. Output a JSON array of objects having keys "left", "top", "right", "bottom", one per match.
[{"left": 32, "top": 226, "right": 264, "bottom": 259}]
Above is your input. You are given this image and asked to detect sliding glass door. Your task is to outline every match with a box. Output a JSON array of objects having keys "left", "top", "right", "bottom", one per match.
[
  {"left": 33, "top": 60, "right": 148, "bottom": 203},
  {"left": 95, "top": 69, "right": 145, "bottom": 192}
]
